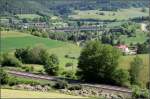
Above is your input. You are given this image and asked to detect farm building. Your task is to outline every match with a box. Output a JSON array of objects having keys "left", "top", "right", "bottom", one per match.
[{"left": 116, "top": 45, "right": 136, "bottom": 55}]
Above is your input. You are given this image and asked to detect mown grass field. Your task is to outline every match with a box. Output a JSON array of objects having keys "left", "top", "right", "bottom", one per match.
[
  {"left": 16, "top": 14, "right": 41, "bottom": 19},
  {"left": 69, "top": 8, "right": 149, "bottom": 20},
  {"left": 1, "top": 31, "right": 65, "bottom": 52},
  {"left": 1, "top": 89, "right": 84, "bottom": 98}
]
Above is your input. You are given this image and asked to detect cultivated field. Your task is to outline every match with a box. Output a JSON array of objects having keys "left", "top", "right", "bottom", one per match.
[
  {"left": 69, "top": 8, "right": 149, "bottom": 20},
  {"left": 1, "top": 89, "right": 84, "bottom": 98}
]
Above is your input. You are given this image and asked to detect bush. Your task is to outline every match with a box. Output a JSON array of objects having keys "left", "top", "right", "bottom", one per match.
[
  {"left": 132, "top": 85, "right": 150, "bottom": 99},
  {"left": 44, "top": 54, "right": 59, "bottom": 76},
  {"left": 68, "top": 85, "right": 82, "bottom": 90},
  {"left": 112, "top": 69, "right": 130, "bottom": 87},
  {"left": 62, "top": 70, "right": 76, "bottom": 79},
  {"left": 64, "top": 54, "right": 69, "bottom": 58},
  {"left": 1, "top": 53, "right": 22, "bottom": 67},
  {"left": 65, "top": 62, "right": 73, "bottom": 67},
  {"left": 31, "top": 31, "right": 42, "bottom": 37},
  {"left": 53, "top": 80, "right": 68, "bottom": 89},
  {"left": 37, "top": 69, "right": 45, "bottom": 74},
  {"left": 8, "top": 76, "right": 19, "bottom": 86},
  {"left": 24, "top": 66, "right": 34, "bottom": 72},
  {"left": 42, "top": 32, "right": 49, "bottom": 38},
  {"left": 15, "top": 45, "right": 49, "bottom": 64},
  {"left": 0, "top": 69, "right": 9, "bottom": 85}
]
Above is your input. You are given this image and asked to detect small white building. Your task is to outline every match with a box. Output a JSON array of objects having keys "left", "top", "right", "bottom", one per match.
[
  {"left": 141, "top": 23, "right": 148, "bottom": 32},
  {"left": 116, "top": 45, "right": 136, "bottom": 55},
  {"left": 116, "top": 45, "right": 129, "bottom": 54}
]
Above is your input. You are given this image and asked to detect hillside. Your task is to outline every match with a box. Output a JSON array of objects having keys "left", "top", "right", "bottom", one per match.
[
  {"left": 70, "top": 8, "right": 149, "bottom": 20},
  {"left": 1, "top": 31, "right": 81, "bottom": 69},
  {"left": 0, "top": 0, "right": 148, "bottom": 16}
]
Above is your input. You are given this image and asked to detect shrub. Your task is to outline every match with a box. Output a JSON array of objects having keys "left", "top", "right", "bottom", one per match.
[
  {"left": 44, "top": 54, "right": 59, "bottom": 76},
  {"left": 132, "top": 85, "right": 150, "bottom": 99},
  {"left": 25, "top": 67, "right": 32, "bottom": 72},
  {"left": 53, "top": 80, "right": 68, "bottom": 89},
  {"left": 8, "top": 76, "right": 19, "bottom": 86},
  {"left": 15, "top": 45, "right": 49, "bottom": 64},
  {"left": 37, "top": 69, "right": 45, "bottom": 74},
  {"left": 62, "top": 70, "right": 76, "bottom": 79},
  {"left": 15, "top": 47, "right": 31, "bottom": 63},
  {"left": 42, "top": 32, "right": 49, "bottom": 38},
  {"left": 31, "top": 31, "right": 42, "bottom": 37},
  {"left": 65, "top": 62, "right": 73, "bottom": 67},
  {"left": 0, "top": 69, "right": 9, "bottom": 85},
  {"left": 112, "top": 69, "right": 130, "bottom": 87},
  {"left": 64, "top": 54, "right": 69, "bottom": 58},
  {"left": 2, "top": 53, "right": 22, "bottom": 67}
]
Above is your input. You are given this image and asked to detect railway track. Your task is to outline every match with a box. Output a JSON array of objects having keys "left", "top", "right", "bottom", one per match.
[{"left": 6, "top": 70, "right": 132, "bottom": 94}]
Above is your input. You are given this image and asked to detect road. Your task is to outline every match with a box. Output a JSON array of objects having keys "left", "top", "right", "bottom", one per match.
[
  {"left": 6, "top": 70, "right": 132, "bottom": 94},
  {"left": 50, "top": 26, "right": 105, "bottom": 32}
]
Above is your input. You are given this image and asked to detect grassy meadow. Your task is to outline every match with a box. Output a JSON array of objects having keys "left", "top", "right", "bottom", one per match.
[
  {"left": 1, "top": 31, "right": 65, "bottom": 52},
  {"left": 69, "top": 8, "right": 149, "bottom": 20},
  {"left": 1, "top": 31, "right": 81, "bottom": 71},
  {"left": 121, "top": 31, "right": 148, "bottom": 45},
  {"left": 16, "top": 14, "right": 42, "bottom": 20},
  {"left": 1, "top": 89, "right": 84, "bottom": 98}
]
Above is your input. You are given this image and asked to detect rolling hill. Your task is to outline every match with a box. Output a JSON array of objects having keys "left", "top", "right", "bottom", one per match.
[{"left": 0, "top": 0, "right": 148, "bottom": 16}]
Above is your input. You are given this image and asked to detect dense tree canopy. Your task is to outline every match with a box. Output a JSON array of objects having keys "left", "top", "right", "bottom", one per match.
[{"left": 77, "top": 40, "right": 129, "bottom": 85}]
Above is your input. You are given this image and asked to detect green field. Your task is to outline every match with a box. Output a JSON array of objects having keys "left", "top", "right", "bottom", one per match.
[
  {"left": 1, "top": 89, "right": 84, "bottom": 98},
  {"left": 1, "top": 31, "right": 65, "bottom": 52},
  {"left": 69, "top": 8, "right": 149, "bottom": 20},
  {"left": 121, "top": 31, "right": 148, "bottom": 45},
  {"left": 1, "top": 31, "right": 81, "bottom": 70},
  {"left": 16, "top": 14, "right": 42, "bottom": 19},
  {"left": 48, "top": 43, "right": 81, "bottom": 70}
]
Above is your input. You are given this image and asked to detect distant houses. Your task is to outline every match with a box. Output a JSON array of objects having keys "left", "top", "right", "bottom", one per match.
[{"left": 116, "top": 44, "right": 137, "bottom": 55}]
